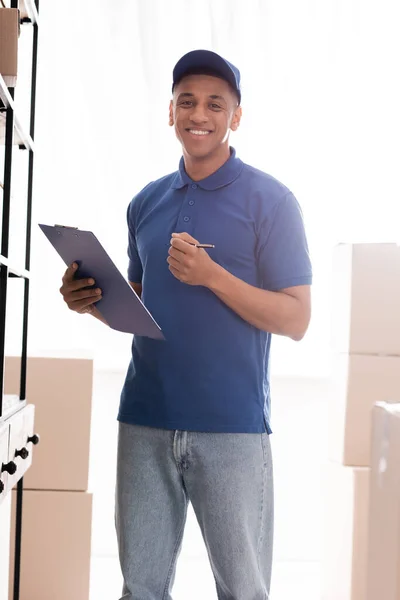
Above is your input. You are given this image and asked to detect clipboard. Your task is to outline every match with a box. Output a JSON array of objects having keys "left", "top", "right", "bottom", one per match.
[{"left": 39, "top": 224, "right": 164, "bottom": 340}]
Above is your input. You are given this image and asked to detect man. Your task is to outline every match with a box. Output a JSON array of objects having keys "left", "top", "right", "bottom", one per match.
[{"left": 60, "top": 50, "right": 312, "bottom": 600}]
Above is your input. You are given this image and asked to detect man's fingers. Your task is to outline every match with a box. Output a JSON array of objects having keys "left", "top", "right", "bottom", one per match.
[
  {"left": 60, "top": 277, "right": 97, "bottom": 295},
  {"left": 171, "top": 232, "right": 199, "bottom": 245},
  {"left": 168, "top": 246, "right": 188, "bottom": 260},
  {"left": 62, "top": 262, "right": 78, "bottom": 284},
  {"left": 59, "top": 263, "right": 102, "bottom": 315},
  {"left": 63, "top": 287, "right": 102, "bottom": 304},
  {"left": 167, "top": 255, "right": 183, "bottom": 271},
  {"left": 69, "top": 278, "right": 96, "bottom": 292},
  {"left": 68, "top": 296, "right": 101, "bottom": 314},
  {"left": 170, "top": 237, "right": 196, "bottom": 254},
  {"left": 61, "top": 265, "right": 96, "bottom": 292}
]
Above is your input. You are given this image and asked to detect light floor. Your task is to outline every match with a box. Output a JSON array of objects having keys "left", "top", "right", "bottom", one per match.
[{"left": 88, "top": 370, "right": 329, "bottom": 599}]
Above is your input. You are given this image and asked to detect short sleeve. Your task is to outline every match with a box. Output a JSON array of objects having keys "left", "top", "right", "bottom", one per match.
[
  {"left": 257, "top": 192, "right": 312, "bottom": 291},
  {"left": 126, "top": 199, "right": 143, "bottom": 283}
]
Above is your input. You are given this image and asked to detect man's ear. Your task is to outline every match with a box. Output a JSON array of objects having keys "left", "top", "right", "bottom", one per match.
[
  {"left": 230, "top": 105, "right": 242, "bottom": 132},
  {"left": 169, "top": 100, "right": 174, "bottom": 126}
]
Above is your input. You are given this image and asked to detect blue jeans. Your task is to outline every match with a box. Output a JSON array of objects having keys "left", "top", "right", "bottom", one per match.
[{"left": 115, "top": 422, "right": 274, "bottom": 600}]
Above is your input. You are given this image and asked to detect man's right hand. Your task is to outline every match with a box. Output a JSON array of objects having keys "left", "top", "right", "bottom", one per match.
[{"left": 59, "top": 263, "right": 102, "bottom": 315}]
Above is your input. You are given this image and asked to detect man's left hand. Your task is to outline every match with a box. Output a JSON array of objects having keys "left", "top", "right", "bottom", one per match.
[{"left": 167, "top": 232, "right": 218, "bottom": 287}]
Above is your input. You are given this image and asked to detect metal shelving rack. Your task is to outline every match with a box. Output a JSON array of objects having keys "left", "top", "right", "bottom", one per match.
[{"left": 0, "top": 1, "right": 39, "bottom": 599}]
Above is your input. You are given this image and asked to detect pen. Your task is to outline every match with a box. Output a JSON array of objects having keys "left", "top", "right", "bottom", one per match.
[
  {"left": 189, "top": 243, "right": 215, "bottom": 249},
  {"left": 166, "top": 241, "right": 215, "bottom": 249}
]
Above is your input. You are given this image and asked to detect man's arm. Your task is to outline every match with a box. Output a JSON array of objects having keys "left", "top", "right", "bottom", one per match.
[
  {"left": 167, "top": 233, "right": 311, "bottom": 341},
  {"left": 207, "top": 266, "right": 311, "bottom": 341}
]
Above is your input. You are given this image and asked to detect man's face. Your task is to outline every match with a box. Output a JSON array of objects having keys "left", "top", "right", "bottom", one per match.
[{"left": 169, "top": 74, "right": 242, "bottom": 160}]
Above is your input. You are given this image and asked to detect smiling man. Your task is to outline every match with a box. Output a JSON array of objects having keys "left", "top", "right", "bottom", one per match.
[
  {"left": 60, "top": 50, "right": 312, "bottom": 600},
  {"left": 170, "top": 64, "right": 242, "bottom": 175}
]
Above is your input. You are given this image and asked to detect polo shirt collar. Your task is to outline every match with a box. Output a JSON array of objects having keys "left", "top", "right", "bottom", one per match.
[{"left": 171, "top": 147, "right": 243, "bottom": 191}]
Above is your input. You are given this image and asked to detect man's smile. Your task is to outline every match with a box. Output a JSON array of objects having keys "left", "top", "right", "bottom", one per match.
[{"left": 185, "top": 128, "right": 213, "bottom": 137}]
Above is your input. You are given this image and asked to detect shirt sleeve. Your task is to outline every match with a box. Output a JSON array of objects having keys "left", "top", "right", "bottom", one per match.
[
  {"left": 256, "top": 192, "right": 313, "bottom": 291},
  {"left": 126, "top": 198, "right": 143, "bottom": 283}
]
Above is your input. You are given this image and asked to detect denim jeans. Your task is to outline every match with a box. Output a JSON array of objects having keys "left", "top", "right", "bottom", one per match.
[{"left": 115, "top": 422, "right": 274, "bottom": 600}]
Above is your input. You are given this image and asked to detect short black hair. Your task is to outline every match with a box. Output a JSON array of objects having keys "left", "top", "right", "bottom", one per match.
[{"left": 172, "top": 67, "right": 240, "bottom": 104}]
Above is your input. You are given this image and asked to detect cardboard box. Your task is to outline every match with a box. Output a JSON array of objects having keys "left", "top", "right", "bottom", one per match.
[
  {"left": 9, "top": 490, "right": 93, "bottom": 600},
  {"left": 331, "top": 243, "right": 400, "bottom": 355},
  {"left": 366, "top": 402, "right": 400, "bottom": 600},
  {"left": 321, "top": 462, "right": 370, "bottom": 600},
  {"left": 4, "top": 356, "right": 93, "bottom": 491},
  {"left": 0, "top": 8, "right": 19, "bottom": 87},
  {"left": 1, "top": 0, "right": 33, "bottom": 22},
  {"left": 329, "top": 354, "right": 400, "bottom": 466}
]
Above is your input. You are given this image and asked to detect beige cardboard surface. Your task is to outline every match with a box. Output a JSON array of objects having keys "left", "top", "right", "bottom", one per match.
[
  {"left": 329, "top": 354, "right": 400, "bottom": 466},
  {"left": 0, "top": 9, "right": 19, "bottom": 87},
  {"left": 4, "top": 356, "right": 93, "bottom": 491},
  {"left": 321, "top": 462, "right": 370, "bottom": 600},
  {"left": 9, "top": 490, "right": 93, "bottom": 600},
  {"left": 367, "top": 403, "right": 400, "bottom": 600},
  {"left": 331, "top": 243, "right": 400, "bottom": 355}
]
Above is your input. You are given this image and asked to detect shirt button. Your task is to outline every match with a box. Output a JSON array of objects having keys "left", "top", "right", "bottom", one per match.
[
  {"left": 188, "top": 200, "right": 195, "bottom": 206},
  {"left": 183, "top": 216, "right": 190, "bottom": 222},
  {"left": 191, "top": 184, "right": 198, "bottom": 190}
]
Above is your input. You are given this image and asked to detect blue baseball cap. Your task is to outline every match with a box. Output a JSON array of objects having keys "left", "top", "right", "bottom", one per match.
[{"left": 172, "top": 50, "right": 241, "bottom": 104}]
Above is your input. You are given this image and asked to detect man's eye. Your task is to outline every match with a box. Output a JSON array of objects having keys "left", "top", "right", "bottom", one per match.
[
  {"left": 180, "top": 101, "right": 193, "bottom": 106},
  {"left": 210, "top": 104, "right": 222, "bottom": 110}
]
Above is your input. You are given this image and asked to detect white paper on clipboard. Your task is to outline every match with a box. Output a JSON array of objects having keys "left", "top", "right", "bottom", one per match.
[{"left": 39, "top": 224, "right": 164, "bottom": 340}]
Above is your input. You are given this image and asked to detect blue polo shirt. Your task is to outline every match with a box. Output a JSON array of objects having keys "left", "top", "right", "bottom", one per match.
[{"left": 118, "top": 148, "right": 312, "bottom": 433}]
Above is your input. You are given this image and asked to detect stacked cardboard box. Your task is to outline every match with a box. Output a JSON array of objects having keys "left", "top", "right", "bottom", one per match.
[
  {"left": 0, "top": 8, "right": 19, "bottom": 87},
  {"left": 322, "top": 243, "right": 400, "bottom": 600},
  {"left": 367, "top": 402, "right": 400, "bottom": 600},
  {"left": 5, "top": 357, "right": 94, "bottom": 600}
]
